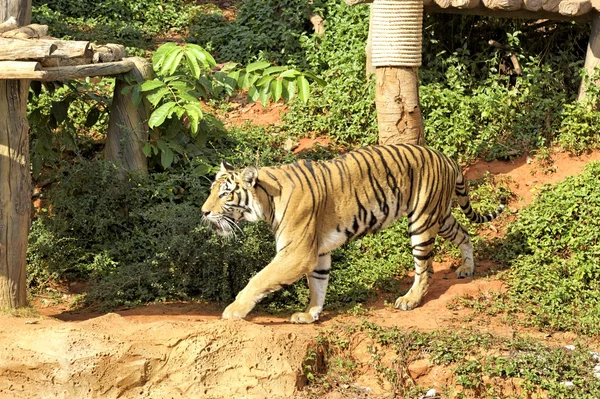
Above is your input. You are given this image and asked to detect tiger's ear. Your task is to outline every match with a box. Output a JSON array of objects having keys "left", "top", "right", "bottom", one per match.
[
  {"left": 216, "top": 161, "right": 234, "bottom": 179},
  {"left": 241, "top": 166, "right": 258, "bottom": 188},
  {"left": 220, "top": 161, "right": 234, "bottom": 173}
]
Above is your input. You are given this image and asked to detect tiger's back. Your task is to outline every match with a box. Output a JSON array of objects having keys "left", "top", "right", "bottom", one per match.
[{"left": 201, "top": 144, "right": 505, "bottom": 323}]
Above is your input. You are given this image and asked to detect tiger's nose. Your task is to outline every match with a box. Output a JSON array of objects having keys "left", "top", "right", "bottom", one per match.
[{"left": 202, "top": 210, "right": 210, "bottom": 217}]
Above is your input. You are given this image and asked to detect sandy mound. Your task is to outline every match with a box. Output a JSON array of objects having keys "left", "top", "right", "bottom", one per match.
[{"left": 0, "top": 313, "right": 316, "bottom": 399}]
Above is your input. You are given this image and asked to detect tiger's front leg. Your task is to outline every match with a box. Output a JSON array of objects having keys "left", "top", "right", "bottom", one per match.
[
  {"left": 291, "top": 253, "right": 331, "bottom": 324},
  {"left": 222, "top": 247, "right": 318, "bottom": 320},
  {"left": 394, "top": 225, "right": 439, "bottom": 311}
]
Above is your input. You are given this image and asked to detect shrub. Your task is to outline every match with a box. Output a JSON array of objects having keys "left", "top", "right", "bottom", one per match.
[{"left": 493, "top": 162, "right": 600, "bottom": 335}]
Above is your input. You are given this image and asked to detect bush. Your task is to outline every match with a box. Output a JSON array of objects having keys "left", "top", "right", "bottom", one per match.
[{"left": 493, "top": 162, "right": 600, "bottom": 335}]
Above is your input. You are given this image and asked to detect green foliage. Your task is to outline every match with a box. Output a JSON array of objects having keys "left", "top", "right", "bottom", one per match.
[
  {"left": 283, "top": 1, "right": 378, "bottom": 145},
  {"left": 28, "top": 79, "right": 112, "bottom": 177},
  {"left": 312, "top": 323, "right": 600, "bottom": 398},
  {"left": 189, "top": 0, "right": 311, "bottom": 65},
  {"left": 32, "top": 0, "right": 197, "bottom": 49},
  {"left": 489, "top": 162, "right": 600, "bottom": 335},
  {"left": 140, "top": 42, "right": 323, "bottom": 170}
]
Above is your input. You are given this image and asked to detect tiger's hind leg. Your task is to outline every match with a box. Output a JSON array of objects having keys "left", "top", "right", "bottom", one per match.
[
  {"left": 395, "top": 225, "right": 439, "bottom": 311},
  {"left": 291, "top": 253, "right": 331, "bottom": 324},
  {"left": 438, "top": 213, "right": 474, "bottom": 278}
]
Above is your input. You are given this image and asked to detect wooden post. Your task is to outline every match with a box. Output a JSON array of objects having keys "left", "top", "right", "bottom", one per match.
[
  {"left": 578, "top": 11, "right": 600, "bottom": 101},
  {"left": 105, "top": 57, "right": 153, "bottom": 174},
  {"left": 365, "top": 6, "right": 375, "bottom": 78},
  {"left": 375, "top": 66, "right": 424, "bottom": 145},
  {"left": 0, "top": 0, "right": 32, "bottom": 310}
]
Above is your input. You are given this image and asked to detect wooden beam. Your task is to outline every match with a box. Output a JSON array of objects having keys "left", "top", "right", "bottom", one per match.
[
  {"left": 482, "top": 0, "right": 524, "bottom": 10},
  {"left": 559, "top": 0, "right": 592, "bottom": 15},
  {"left": 452, "top": 0, "right": 481, "bottom": 9},
  {"left": 0, "top": 59, "right": 136, "bottom": 80},
  {"left": 0, "top": 16, "right": 18, "bottom": 33},
  {"left": 0, "top": 60, "right": 40, "bottom": 72},
  {"left": 105, "top": 57, "right": 154, "bottom": 174},
  {"left": 0, "top": 0, "right": 31, "bottom": 311},
  {"left": 1, "top": 23, "right": 47, "bottom": 38},
  {"left": 523, "top": 0, "right": 543, "bottom": 11},
  {"left": 0, "top": 38, "right": 56, "bottom": 60},
  {"left": 423, "top": 2, "right": 592, "bottom": 20}
]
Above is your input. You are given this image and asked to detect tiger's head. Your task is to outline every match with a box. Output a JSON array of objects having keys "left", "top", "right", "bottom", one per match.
[{"left": 201, "top": 161, "right": 261, "bottom": 236}]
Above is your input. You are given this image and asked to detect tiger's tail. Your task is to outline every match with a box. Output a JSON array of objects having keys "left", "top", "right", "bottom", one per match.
[{"left": 455, "top": 174, "right": 507, "bottom": 223}]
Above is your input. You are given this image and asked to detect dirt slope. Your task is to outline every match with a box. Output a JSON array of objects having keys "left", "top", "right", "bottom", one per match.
[{"left": 2, "top": 148, "right": 600, "bottom": 399}]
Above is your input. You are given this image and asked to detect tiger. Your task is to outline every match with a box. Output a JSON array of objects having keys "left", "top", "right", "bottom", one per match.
[{"left": 201, "top": 143, "right": 506, "bottom": 324}]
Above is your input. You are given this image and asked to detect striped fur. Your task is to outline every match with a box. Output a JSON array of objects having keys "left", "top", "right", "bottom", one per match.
[{"left": 201, "top": 144, "right": 506, "bottom": 323}]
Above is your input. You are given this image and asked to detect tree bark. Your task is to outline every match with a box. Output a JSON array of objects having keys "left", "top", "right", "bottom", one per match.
[
  {"left": 578, "top": 11, "right": 600, "bottom": 101},
  {"left": 0, "top": 80, "right": 30, "bottom": 309},
  {"left": 105, "top": 57, "right": 153, "bottom": 174},
  {"left": 375, "top": 66, "right": 424, "bottom": 145},
  {"left": 0, "top": 0, "right": 32, "bottom": 310}
]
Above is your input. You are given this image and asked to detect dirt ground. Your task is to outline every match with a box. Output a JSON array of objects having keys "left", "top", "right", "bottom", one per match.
[{"left": 2, "top": 123, "right": 600, "bottom": 398}]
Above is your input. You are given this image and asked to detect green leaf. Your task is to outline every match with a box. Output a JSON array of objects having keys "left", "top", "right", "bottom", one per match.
[
  {"left": 131, "top": 85, "right": 142, "bottom": 106},
  {"left": 84, "top": 107, "right": 100, "bottom": 127},
  {"left": 259, "top": 81, "right": 272, "bottom": 106},
  {"left": 142, "top": 142, "right": 153, "bottom": 157},
  {"left": 184, "top": 49, "right": 201, "bottom": 79},
  {"left": 264, "top": 66, "right": 289, "bottom": 75},
  {"left": 51, "top": 101, "right": 69, "bottom": 123},
  {"left": 302, "top": 71, "right": 326, "bottom": 86},
  {"left": 246, "top": 61, "right": 270, "bottom": 73},
  {"left": 148, "top": 101, "right": 177, "bottom": 128},
  {"left": 140, "top": 79, "right": 166, "bottom": 92},
  {"left": 152, "top": 43, "right": 178, "bottom": 66},
  {"left": 297, "top": 75, "right": 310, "bottom": 103},
  {"left": 146, "top": 87, "right": 171, "bottom": 107},
  {"left": 184, "top": 103, "right": 204, "bottom": 136},
  {"left": 193, "top": 163, "right": 211, "bottom": 176},
  {"left": 160, "top": 46, "right": 184, "bottom": 76},
  {"left": 282, "top": 79, "right": 296, "bottom": 102},
  {"left": 168, "top": 50, "right": 185, "bottom": 76},
  {"left": 220, "top": 62, "right": 239, "bottom": 73},
  {"left": 279, "top": 69, "right": 300, "bottom": 79},
  {"left": 248, "top": 86, "right": 260, "bottom": 103},
  {"left": 256, "top": 74, "right": 274, "bottom": 87},
  {"left": 188, "top": 44, "right": 216, "bottom": 66},
  {"left": 272, "top": 79, "right": 283, "bottom": 102},
  {"left": 160, "top": 147, "right": 175, "bottom": 169}
]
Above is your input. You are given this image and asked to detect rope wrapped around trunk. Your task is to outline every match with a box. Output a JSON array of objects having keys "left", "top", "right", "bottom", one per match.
[{"left": 371, "top": 0, "right": 423, "bottom": 67}]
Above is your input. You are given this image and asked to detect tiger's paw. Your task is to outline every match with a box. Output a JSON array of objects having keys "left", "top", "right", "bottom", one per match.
[
  {"left": 290, "top": 312, "right": 317, "bottom": 324},
  {"left": 455, "top": 264, "right": 474, "bottom": 279},
  {"left": 394, "top": 296, "right": 421, "bottom": 311},
  {"left": 222, "top": 301, "right": 251, "bottom": 320}
]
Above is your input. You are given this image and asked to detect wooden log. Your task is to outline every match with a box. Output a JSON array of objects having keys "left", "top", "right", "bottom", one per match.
[
  {"left": 559, "top": 0, "right": 592, "bottom": 15},
  {"left": 578, "top": 11, "right": 600, "bottom": 101},
  {"left": 424, "top": 2, "right": 592, "bottom": 19},
  {"left": 0, "top": 38, "right": 56, "bottom": 60},
  {"left": 0, "top": 0, "right": 31, "bottom": 311},
  {"left": 105, "top": 57, "right": 154, "bottom": 174},
  {"left": 1, "top": 23, "right": 47, "bottom": 39},
  {"left": 39, "top": 40, "right": 92, "bottom": 67},
  {"left": 452, "top": 0, "right": 481, "bottom": 9},
  {"left": 92, "top": 43, "right": 125, "bottom": 63},
  {"left": 365, "top": 5, "right": 375, "bottom": 77},
  {"left": 0, "top": 16, "right": 18, "bottom": 33},
  {"left": 375, "top": 66, "right": 424, "bottom": 145},
  {"left": 542, "top": 0, "right": 562, "bottom": 11},
  {"left": 482, "top": 0, "right": 523, "bottom": 10},
  {"left": 0, "top": 59, "right": 136, "bottom": 80},
  {"left": 435, "top": 0, "right": 453, "bottom": 8},
  {"left": 0, "top": 60, "right": 40, "bottom": 72},
  {"left": 523, "top": 0, "right": 543, "bottom": 10},
  {"left": 310, "top": 14, "right": 325, "bottom": 35}
]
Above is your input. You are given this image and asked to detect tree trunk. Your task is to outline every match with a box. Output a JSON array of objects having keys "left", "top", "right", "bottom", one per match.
[
  {"left": 578, "top": 11, "right": 600, "bottom": 101},
  {"left": 375, "top": 66, "right": 424, "bottom": 145},
  {"left": 0, "top": 0, "right": 32, "bottom": 310},
  {"left": 105, "top": 57, "right": 153, "bottom": 174}
]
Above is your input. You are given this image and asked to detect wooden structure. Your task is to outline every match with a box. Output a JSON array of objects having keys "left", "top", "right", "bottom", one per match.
[
  {"left": 346, "top": 0, "right": 600, "bottom": 145},
  {"left": 0, "top": 3, "right": 152, "bottom": 309}
]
